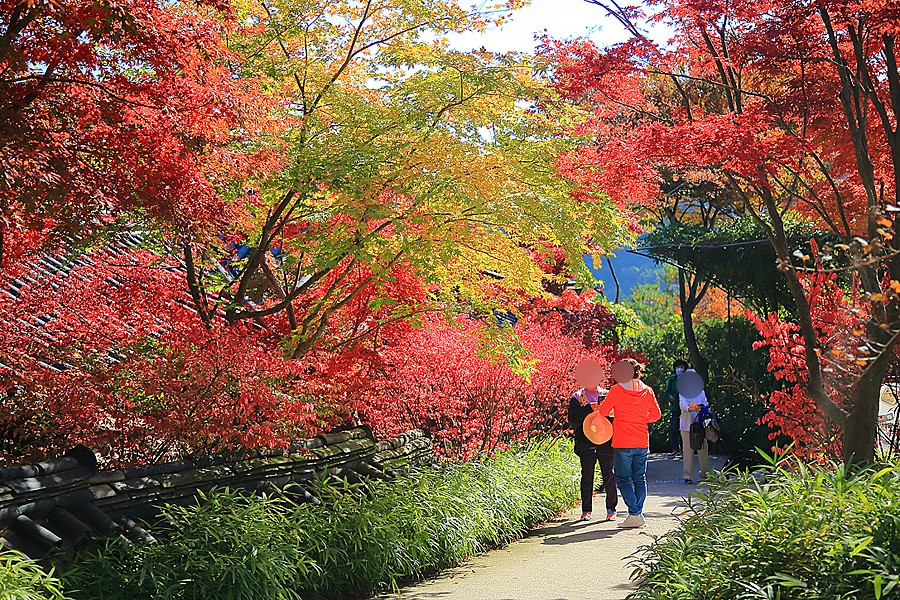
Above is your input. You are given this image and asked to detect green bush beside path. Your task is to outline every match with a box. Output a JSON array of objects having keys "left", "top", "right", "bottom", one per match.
[
  {"left": 629, "top": 460, "right": 900, "bottom": 600},
  {"left": 57, "top": 438, "right": 579, "bottom": 599},
  {"left": 0, "top": 550, "right": 67, "bottom": 600}
]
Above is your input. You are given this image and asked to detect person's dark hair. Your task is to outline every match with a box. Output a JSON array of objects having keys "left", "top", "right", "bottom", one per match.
[
  {"left": 625, "top": 357, "right": 646, "bottom": 379},
  {"left": 673, "top": 359, "right": 689, "bottom": 370}
]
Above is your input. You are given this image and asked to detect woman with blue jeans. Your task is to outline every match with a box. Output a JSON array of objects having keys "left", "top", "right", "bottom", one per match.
[{"left": 598, "top": 358, "right": 662, "bottom": 528}]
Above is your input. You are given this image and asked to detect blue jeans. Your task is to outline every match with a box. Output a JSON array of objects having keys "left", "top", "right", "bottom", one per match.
[{"left": 614, "top": 448, "right": 650, "bottom": 516}]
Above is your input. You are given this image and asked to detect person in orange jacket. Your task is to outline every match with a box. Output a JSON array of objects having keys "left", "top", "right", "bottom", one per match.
[{"left": 598, "top": 357, "right": 662, "bottom": 528}]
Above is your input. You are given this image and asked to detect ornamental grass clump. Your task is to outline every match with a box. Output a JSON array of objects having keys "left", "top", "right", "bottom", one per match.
[
  {"left": 0, "top": 550, "right": 68, "bottom": 600},
  {"left": 291, "top": 437, "right": 579, "bottom": 597},
  {"left": 61, "top": 438, "right": 579, "bottom": 599},
  {"left": 629, "top": 458, "right": 900, "bottom": 600},
  {"left": 62, "top": 488, "right": 314, "bottom": 600}
]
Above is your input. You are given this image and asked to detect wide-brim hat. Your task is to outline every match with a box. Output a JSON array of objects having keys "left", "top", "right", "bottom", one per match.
[{"left": 583, "top": 411, "right": 613, "bottom": 445}]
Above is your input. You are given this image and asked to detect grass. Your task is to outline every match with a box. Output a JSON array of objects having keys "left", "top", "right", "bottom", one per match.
[
  {"left": 0, "top": 550, "right": 67, "bottom": 600},
  {"left": 60, "top": 487, "right": 313, "bottom": 599},
  {"left": 628, "top": 458, "right": 900, "bottom": 600},
  {"left": 58, "top": 437, "right": 579, "bottom": 599}
]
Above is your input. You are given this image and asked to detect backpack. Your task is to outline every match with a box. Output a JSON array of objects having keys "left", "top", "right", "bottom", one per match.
[{"left": 700, "top": 404, "right": 722, "bottom": 438}]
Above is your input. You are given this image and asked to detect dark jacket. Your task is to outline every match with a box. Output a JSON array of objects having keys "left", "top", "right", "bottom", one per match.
[
  {"left": 569, "top": 391, "right": 614, "bottom": 455},
  {"left": 664, "top": 373, "right": 680, "bottom": 415}
]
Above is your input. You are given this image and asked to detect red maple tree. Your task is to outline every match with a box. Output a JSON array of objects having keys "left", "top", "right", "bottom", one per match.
[
  {"left": 0, "top": 0, "right": 636, "bottom": 468},
  {"left": 0, "top": 245, "right": 322, "bottom": 466},
  {"left": 540, "top": 0, "right": 900, "bottom": 463},
  {"left": 0, "top": 0, "right": 272, "bottom": 266},
  {"left": 748, "top": 265, "right": 865, "bottom": 461}
]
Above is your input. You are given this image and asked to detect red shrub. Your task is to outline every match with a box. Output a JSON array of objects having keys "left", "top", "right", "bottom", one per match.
[
  {"left": 0, "top": 249, "right": 318, "bottom": 466},
  {"left": 360, "top": 293, "right": 620, "bottom": 459}
]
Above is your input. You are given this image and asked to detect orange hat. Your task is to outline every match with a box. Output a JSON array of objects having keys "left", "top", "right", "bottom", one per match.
[{"left": 583, "top": 412, "right": 613, "bottom": 445}]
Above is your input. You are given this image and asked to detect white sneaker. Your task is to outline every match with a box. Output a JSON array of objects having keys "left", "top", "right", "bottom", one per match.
[{"left": 617, "top": 514, "right": 645, "bottom": 528}]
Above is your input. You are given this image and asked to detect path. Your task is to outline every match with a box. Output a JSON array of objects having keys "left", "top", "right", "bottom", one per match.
[{"left": 379, "top": 453, "right": 724, "bottom": 600}]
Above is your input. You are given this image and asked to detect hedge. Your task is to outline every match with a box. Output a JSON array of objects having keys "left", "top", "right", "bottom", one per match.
[
  {"left": 58, "top": 437, "right": 579, "bottom": 599},
  {"left": 629, "top": 459, "right": 900, "bottom": 600}
]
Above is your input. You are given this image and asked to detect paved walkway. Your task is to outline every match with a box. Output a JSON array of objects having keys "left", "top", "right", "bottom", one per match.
[{"left": 379, "top": 454, "right": 724, "bottom": 600}]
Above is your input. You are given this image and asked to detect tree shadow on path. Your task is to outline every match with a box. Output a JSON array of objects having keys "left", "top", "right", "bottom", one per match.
[{"left": 541, "top": 525, "right": 628, "bottom": 545}]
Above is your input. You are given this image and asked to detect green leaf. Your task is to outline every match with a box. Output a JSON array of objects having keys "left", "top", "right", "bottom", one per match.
[
  {"left": 871, "top": 466, "right": 894, "bottom": 482},
  {"left": 849, "top": 536, "right": 874, "bottom": 557}
]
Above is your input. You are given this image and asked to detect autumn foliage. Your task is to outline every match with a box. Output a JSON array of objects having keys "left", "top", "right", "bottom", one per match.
[
  {"left": 18, "top": 0, "right": 892, "bottom": 469},
  {"left": 0, "top": 0, "right": 639, "bottom": 467},
  {"left": 0, "top": 0, "right": 274, "bottom": 266},
  {"left": 0, "top": 246, "right": 320, "bottom": 465},
  {"left": 361, "top": 292, "right": 620, "bottom": 459},
  {"left": 0, "top": 238, "right": 626, "bottom": 466},
  {"left": 749, "top": 269, "right": 864, "bottom": 461},
  {"left": 540, "top": 0, "right": 900, "bottom": 463}
]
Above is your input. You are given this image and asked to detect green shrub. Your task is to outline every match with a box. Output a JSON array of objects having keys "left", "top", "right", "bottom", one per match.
[
  {"left": 293, "top": 436, "right": 578, "bottom": 597},
  {"left": 0, "top": 550, "right": 67, "bottom": 600},
  {"left": 629, "top": 460, "right": 900, "bottom": 599},
  {"left": 624, "top": 316, "right": 776, "bottom": 452},
  {"left": 63, "top": 438, "right": 579, "bottom": 599},
  {"left": 62, "top": 488, "right": 314, "bottom": 599}
]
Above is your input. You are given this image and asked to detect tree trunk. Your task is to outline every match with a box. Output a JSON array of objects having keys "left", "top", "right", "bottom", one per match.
[
  {"left": 844, "top": 360, "right": 887, "bottom": 465},
  {"left": 681, "top": 307, "right": 708, "bottom": 383},
  {"left": 678, "top": 267, "right": 709, "bottom": 382},
  {"left": 605, "top": 256, "right": 620, "bottom": 303}
]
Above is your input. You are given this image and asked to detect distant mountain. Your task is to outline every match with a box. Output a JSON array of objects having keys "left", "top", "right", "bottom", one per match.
[{"left": 584, "top": 251, "right": 663, "bottom": 300}]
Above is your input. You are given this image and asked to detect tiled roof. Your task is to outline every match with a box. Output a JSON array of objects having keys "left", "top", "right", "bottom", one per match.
[
  {"left": 1, "top": 231, "right": 189, "bottom": 373},
  {"left": 0, "top": 428, "right": 432, "bottom": 559}
]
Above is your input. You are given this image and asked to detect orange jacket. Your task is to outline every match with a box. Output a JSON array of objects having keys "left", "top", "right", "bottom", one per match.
[{"left": 598, "top": 382, "right": 662, "bottom": 449}]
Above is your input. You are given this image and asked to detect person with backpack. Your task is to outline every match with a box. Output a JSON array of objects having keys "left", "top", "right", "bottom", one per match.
[
  {"left": 568, "top": 385, "right": 618, "bottom": 521},
  {"left": 598, "top": 358, "right": 661, "bottom": 528},
  {"left": 678, "top": 369, "right": 710, "bottom": 484},
  {"left": 662, "top": 359, "right": 689, "bottom": 458}
]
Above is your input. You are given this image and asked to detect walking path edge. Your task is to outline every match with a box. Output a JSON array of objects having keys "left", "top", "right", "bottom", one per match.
[{"left": 377, "top": 453, "right": 725, "bottom": 600}]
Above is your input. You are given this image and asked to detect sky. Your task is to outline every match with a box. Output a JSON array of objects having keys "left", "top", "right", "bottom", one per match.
[{"left": 449, "top": 0, "right": 668, "bottom": 55}]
